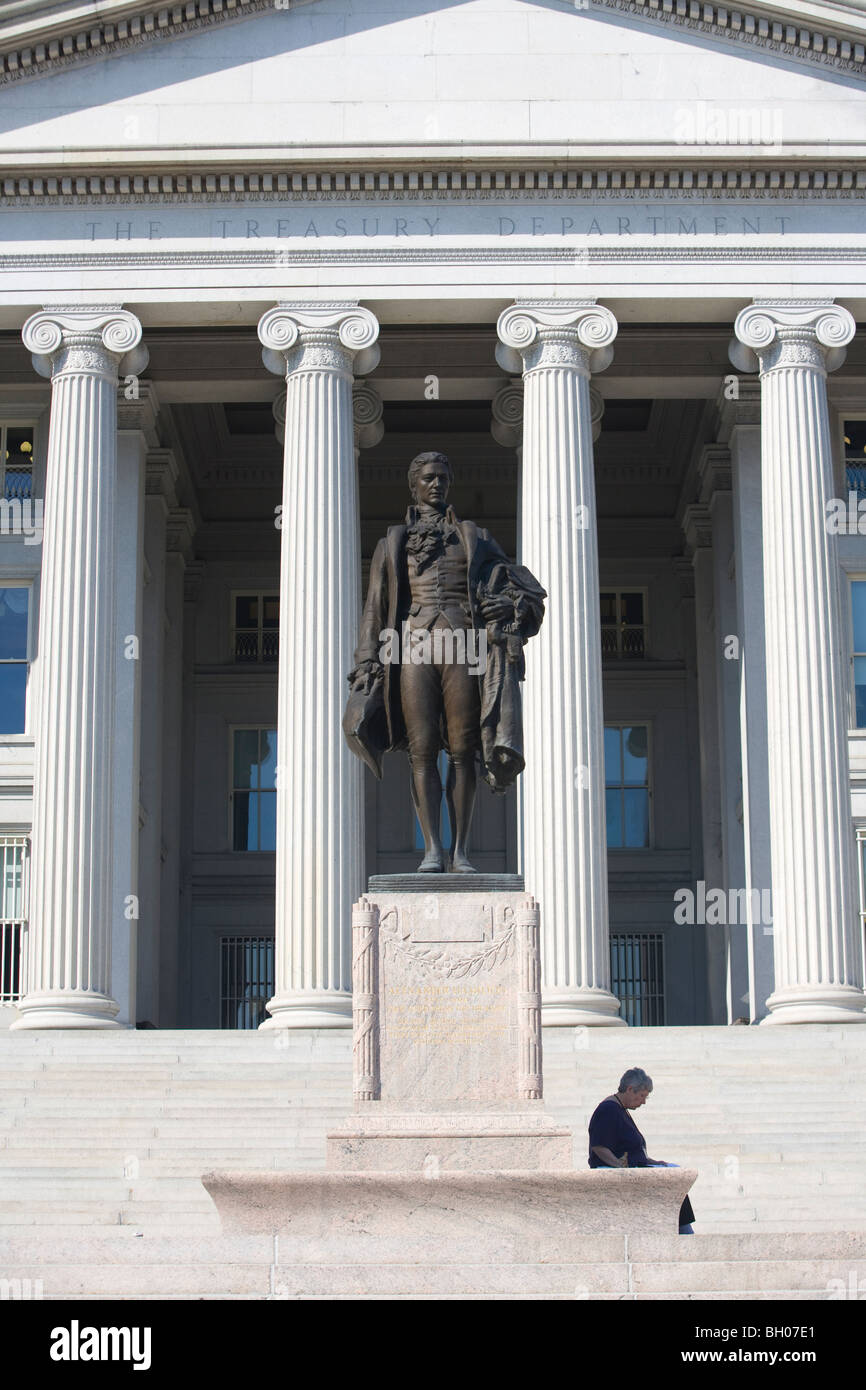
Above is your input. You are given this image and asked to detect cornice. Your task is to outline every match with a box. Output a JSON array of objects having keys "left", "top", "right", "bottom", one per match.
[
  {"left": 1, "top": 0, "right": 865, "bottom": 88},
  {"left": 592, "top": 0, "right": 866, "bottom": 77},
  {"left": 3, "top": 161, "right": 866, "bottom": 203},
  {"left": 0, "top": 0, "right": 272, "bottom": 87}
]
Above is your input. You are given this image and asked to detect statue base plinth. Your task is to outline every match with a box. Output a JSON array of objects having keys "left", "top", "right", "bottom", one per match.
[
  {"left": 367, "top": 873, "right": 524, "bottom": 893},
  {"left": 327, "top": 1109, "right": 572, "bottom": 1173}
]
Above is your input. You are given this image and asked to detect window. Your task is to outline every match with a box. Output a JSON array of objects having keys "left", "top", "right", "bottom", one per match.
[
  {"left": 610, "top": 933, "right": 664, "bottom": 1026},
  {"left": 852, "top": 581, "right": 866, "bottom": 728},
  {"left": 605, "top": 724, "right": 650, "bottom": 848},
  {"left": 0, "top": 586, "right": 30, "bottom": 735},
  {"left": 220, "top": 936, "right": 274, "bottom": 1029},
  {"left": 0, "top": 836, "right": 27, "bottom": 1004},
  {"left": 231, "top": 728, "right": 278, "bottom": 851},
  {"left": 0, "top": 426, "right": 34, "bottom": 502},
  {"left": 857, "top": 830, "right": 866, "bottom": 982},
  {"left": 844, "top": 420, "right": 866, "bottom": 499},
  {"left": 231, "top": 593, "right": 279, "bottom": 663},
  {"left": 600, "top": 590, "right": 647, "bottom": 658}
]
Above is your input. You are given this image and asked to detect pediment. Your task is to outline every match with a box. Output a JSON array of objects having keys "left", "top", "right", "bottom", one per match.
[
  {"left": 2, "top": 0, "right": 865, "bottom": 92},
  {"left": 1, "top": 0, "right": 865, "bottom": 207}
]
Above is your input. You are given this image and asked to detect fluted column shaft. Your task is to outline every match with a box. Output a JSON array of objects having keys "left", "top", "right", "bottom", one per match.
[
  {"left": 258, "top": 303, "right": 380, "bottom": 1028},
  {"left": 13, "top": 308, "right": 146, "bottom": 1029},
  {"left": 497, "top": 302, "right": 624, "bottom": 1026},
  {"left": 732, "top": 300, "right": 866, "bottom": 1023}
]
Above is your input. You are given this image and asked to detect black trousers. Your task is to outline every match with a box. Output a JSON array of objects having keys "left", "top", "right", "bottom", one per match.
[{"left": 679, "top": 1195, "right": 696, "bottom": 1226}]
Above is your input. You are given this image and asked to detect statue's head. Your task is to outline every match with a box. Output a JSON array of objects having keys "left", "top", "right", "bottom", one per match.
[{"left": 408, "top": 451, "right": 452, "bottom": 508}]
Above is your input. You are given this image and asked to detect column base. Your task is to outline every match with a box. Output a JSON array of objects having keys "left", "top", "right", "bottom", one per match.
[
  {"left": 761, "top": 984, "right": 866, "bottom": 1025},
  {"left": 10, "top": 991, "right": 123, "bottom": 1030},
  {"left": 258, "top": 990, "right": 353, "bottom": 1030},
  {"left": 542, "top": 987, "right": 627, "bottom": 1027}
]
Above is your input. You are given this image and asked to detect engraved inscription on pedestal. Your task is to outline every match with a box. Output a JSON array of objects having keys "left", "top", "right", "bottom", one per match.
[
  {"left": 330, "top": 887, "right": 571, "bottom": 1172},
  {"left": 350, "top": 890, "right": 542, "bottom": 1111}
]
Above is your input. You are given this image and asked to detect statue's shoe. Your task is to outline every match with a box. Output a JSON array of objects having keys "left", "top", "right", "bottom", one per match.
[
  {"left": 450, "top": 855, "right": 478, "bottom": 874},
  {"left": 417, "top": 853, "right": 445, "bottom": 873}
]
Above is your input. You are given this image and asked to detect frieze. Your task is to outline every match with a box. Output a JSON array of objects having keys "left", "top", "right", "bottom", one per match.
[{"left": 2, "top": 243, "right": 864, "bottom": 267}]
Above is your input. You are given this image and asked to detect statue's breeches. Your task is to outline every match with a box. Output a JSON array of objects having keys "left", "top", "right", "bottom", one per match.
[{"left": 400, "top": 649, "right": 481, "bottom": 765}]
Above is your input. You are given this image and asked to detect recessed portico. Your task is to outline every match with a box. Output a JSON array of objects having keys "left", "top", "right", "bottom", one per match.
[{"left": 1, "top": 269, "right": 864, "bottom": 1032}]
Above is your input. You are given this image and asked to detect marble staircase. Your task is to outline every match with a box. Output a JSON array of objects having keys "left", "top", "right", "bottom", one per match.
[{"left": 0, "top": 1026, "right": 863, "bottom": 1299}]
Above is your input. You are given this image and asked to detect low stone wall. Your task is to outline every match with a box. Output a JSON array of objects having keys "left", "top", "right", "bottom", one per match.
[{"left": 203, "top": 1167, "right": 698, "bottom": 1253}]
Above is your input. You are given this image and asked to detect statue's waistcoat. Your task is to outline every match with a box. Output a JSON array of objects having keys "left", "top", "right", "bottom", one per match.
[{"left": 406, "top": 537, "right": 471, "bottom": 631}]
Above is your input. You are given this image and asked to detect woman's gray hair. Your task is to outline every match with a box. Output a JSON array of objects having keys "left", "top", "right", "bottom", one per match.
[
  {"left": 618, "top": 1067, "right": 653, "bottom": 1093},
  {"left": 407, "top": 451, "right": 452, "bottom": 498}
]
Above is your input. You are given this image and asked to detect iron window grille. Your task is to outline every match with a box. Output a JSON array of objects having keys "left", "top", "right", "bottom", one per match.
[
  {"left": 610, "top": 933, "right": 664, "bottom": 1026},
  {"left": 231, "top": 592, "right": 279, "bottom": 664},
  {"left": 220, "top": 936, "right": 274, "bottom": 1029},
  {"left": 600, "top": 590, "right": 648, "bottom": 658},
  {"left": 0, "top": 837, "right": 28, "bottom": 1005}
]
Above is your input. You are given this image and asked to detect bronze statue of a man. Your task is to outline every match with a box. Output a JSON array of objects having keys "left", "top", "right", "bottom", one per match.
[{"left": 343, "top": 451, "right": 545, "bottom": 873}]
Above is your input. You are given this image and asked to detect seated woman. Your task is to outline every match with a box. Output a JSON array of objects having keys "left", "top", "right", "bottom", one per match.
[{"left": 588, "top": 1066, "right": 696, "bottom": 1234}]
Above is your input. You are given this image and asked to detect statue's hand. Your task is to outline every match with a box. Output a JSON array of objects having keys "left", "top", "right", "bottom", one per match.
[
  {"left": 348, "top": 660, "right": 383, "bottom": 696},
  {"left": 478, "top": 593, "right": 514, "bottom": 624}
]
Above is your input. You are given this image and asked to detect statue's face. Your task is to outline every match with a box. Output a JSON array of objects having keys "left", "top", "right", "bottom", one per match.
[{"left": 413, "top": 459, "right": 451, "bottom": 509}]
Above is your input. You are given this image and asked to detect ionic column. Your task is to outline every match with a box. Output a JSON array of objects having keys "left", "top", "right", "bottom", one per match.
[
  {"left": 718, "top": 381, "right": 775, "bottom": 1021},
  {"left": 497, "top": 301, "right": 625, "bottom": 1026},
  {"left": 258, "top": 302, "right": 380, "bottom": 1029},
  {"left": 731, "top": 300, "right": 866, "bottom": 1023},
  {"left": 13, "top": 307, "right": 147, "bottom": 1029}
]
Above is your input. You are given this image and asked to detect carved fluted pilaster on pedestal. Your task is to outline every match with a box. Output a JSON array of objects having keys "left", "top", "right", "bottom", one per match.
[
  {"left": 731, "top": 300, "right": 866, "bottom": 1024},
  {"left": 497, "top": 301, "right": 624, "bottom": 1027},
  {"left": 517, "top": 898, "right": 542, "bottom": 1099},
  {"left": 351, "top": 898, "right": 380, "bottom": 1102},
  {"left": 13, "top": 307, "right": 147, "bottom": 1030},
  {"left": 258, "top": 303, "right": 380, "bottom": 1030}
]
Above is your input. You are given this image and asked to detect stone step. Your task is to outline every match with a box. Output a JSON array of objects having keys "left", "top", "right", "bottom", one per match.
[
  {"left": 0, "top": 1181, "right": 215, "bottom": 1202},
  {"left": 3, "top": 1231, "right": 860, "bottom": 1262},
  {"left": 7, "top": 1098, "right": 342, "bottom": 1115},
  {"left": 0, "top": 1122, "right": 337, "bottom": 1139},
  {"left": 0, "top": 1214, "right": 219, "bottom": 1232},
  {"left": 0, "top": 1255, "right": 859, "bottom": 1298},
  {"left": 7, "top": 1101, "right": 857, "bottom": 1118},
  {"left": 0, "top": 1155, "right": 325, "bottom": 1174}
]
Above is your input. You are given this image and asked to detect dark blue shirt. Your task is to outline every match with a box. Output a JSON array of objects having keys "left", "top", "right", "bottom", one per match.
[{"left": 588, "top": 1096, "right": 649, "bottom": 1168}]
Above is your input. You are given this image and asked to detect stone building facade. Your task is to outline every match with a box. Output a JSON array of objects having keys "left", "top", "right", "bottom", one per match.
[{"left": 0, "top": 0, "right": 865, "bottom": 1029}]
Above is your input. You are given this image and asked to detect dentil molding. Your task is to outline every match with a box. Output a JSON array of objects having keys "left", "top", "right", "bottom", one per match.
[{"left": 3, "top": 165, "right": 866, "bottom": 204}]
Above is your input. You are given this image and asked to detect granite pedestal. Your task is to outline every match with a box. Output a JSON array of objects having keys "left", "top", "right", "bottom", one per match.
[
  {"left": 203, "top": 878, "right": 697, "bottom": 1277},
  {"left": 327, "top": 882, "right": 572, "bottom": 1171}
]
